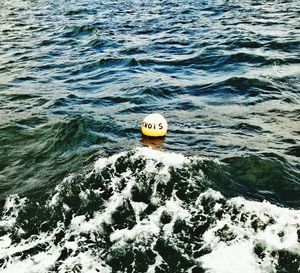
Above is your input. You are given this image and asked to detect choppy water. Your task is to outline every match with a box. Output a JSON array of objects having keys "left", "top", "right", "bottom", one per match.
[{"left": 0, "top": 0, "right": 299, "bottom": 272}]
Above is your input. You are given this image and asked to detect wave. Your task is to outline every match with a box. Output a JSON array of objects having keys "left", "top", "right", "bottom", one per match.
[{"left": 1, "top": 148, "right": 299, "bottom": 273}]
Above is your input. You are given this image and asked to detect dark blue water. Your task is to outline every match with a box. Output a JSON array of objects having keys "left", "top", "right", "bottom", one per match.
[{"left": 0, "top": 1, "right": 300, "bottom": 272}]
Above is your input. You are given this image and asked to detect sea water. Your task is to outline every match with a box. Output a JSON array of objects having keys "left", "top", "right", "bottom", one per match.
[{"left": 0, "top": 1, "right": 299, "bottom": 272}]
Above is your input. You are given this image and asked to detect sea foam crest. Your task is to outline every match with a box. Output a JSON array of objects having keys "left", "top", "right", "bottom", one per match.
[{"left": 0, "top": 148, "right": 299, "bottom": 273}]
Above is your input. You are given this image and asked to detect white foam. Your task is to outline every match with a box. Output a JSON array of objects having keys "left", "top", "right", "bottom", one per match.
[
  {"left": 67, "top": 148, "right": 192, "bottom": 238},
  {"left": 94, "top": 151, "right": 127, "bottom": 172},
  {"left": 230, "top": 197, "right": 300, "bottom": 254},
  {"left": 0, "top": 195, "right": 27, "bottom": 229},
  {"left": 200, "top": 192, "right": 300, "bottom": 273},
  {"left": 131, "top": 201, "right": 148, "bottom": 221},
  {"left": 134, "top": 147, "right": 190, "bottom": 167},
  {"left": 1, "top": 149, "right": 299, "bottom": 273},
  {"left": 57, "top": 251, "right": 111, "bottom": 273},
  {"left": 48, "top": 175, "right": 75, "bottom": 207},
  {"left": 146, "top": 251, "right": 164, "bottom": 273},
  {"left": 70, "top": 172, "right": 136, "bottom": 235},
  {"left": 201, "top": 241, "right": 261, "bottom": 273},
  {"left": 0, "top": 235, "right": 11, "bottom": 249},
  {"left": 1, "top": 251, "right": 59, "bottom": 273},
  {"left": 0, "top": 230, "right": 60, "bottom": 273},
  {"left": 110, "top": 195, "right": 191, "bottom": 247}
]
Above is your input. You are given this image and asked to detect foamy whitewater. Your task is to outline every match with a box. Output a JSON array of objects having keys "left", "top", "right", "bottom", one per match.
[{"left": 0, "top": 148, "right": 299, "bottom": 273}]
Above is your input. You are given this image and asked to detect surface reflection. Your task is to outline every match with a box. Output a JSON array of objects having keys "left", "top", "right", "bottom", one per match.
[{"left": 140, "top": 135, "right": 165, "bottom": 150}]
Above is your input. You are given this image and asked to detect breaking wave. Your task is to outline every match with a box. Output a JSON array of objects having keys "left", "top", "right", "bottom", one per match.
[{"left": 1, "top": 148, "right": 299, "bottom": 273}]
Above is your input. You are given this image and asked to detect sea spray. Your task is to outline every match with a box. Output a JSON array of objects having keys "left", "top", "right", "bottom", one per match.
[{"left": 1, "top": 148, "right": 299, "bottom": 273}]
